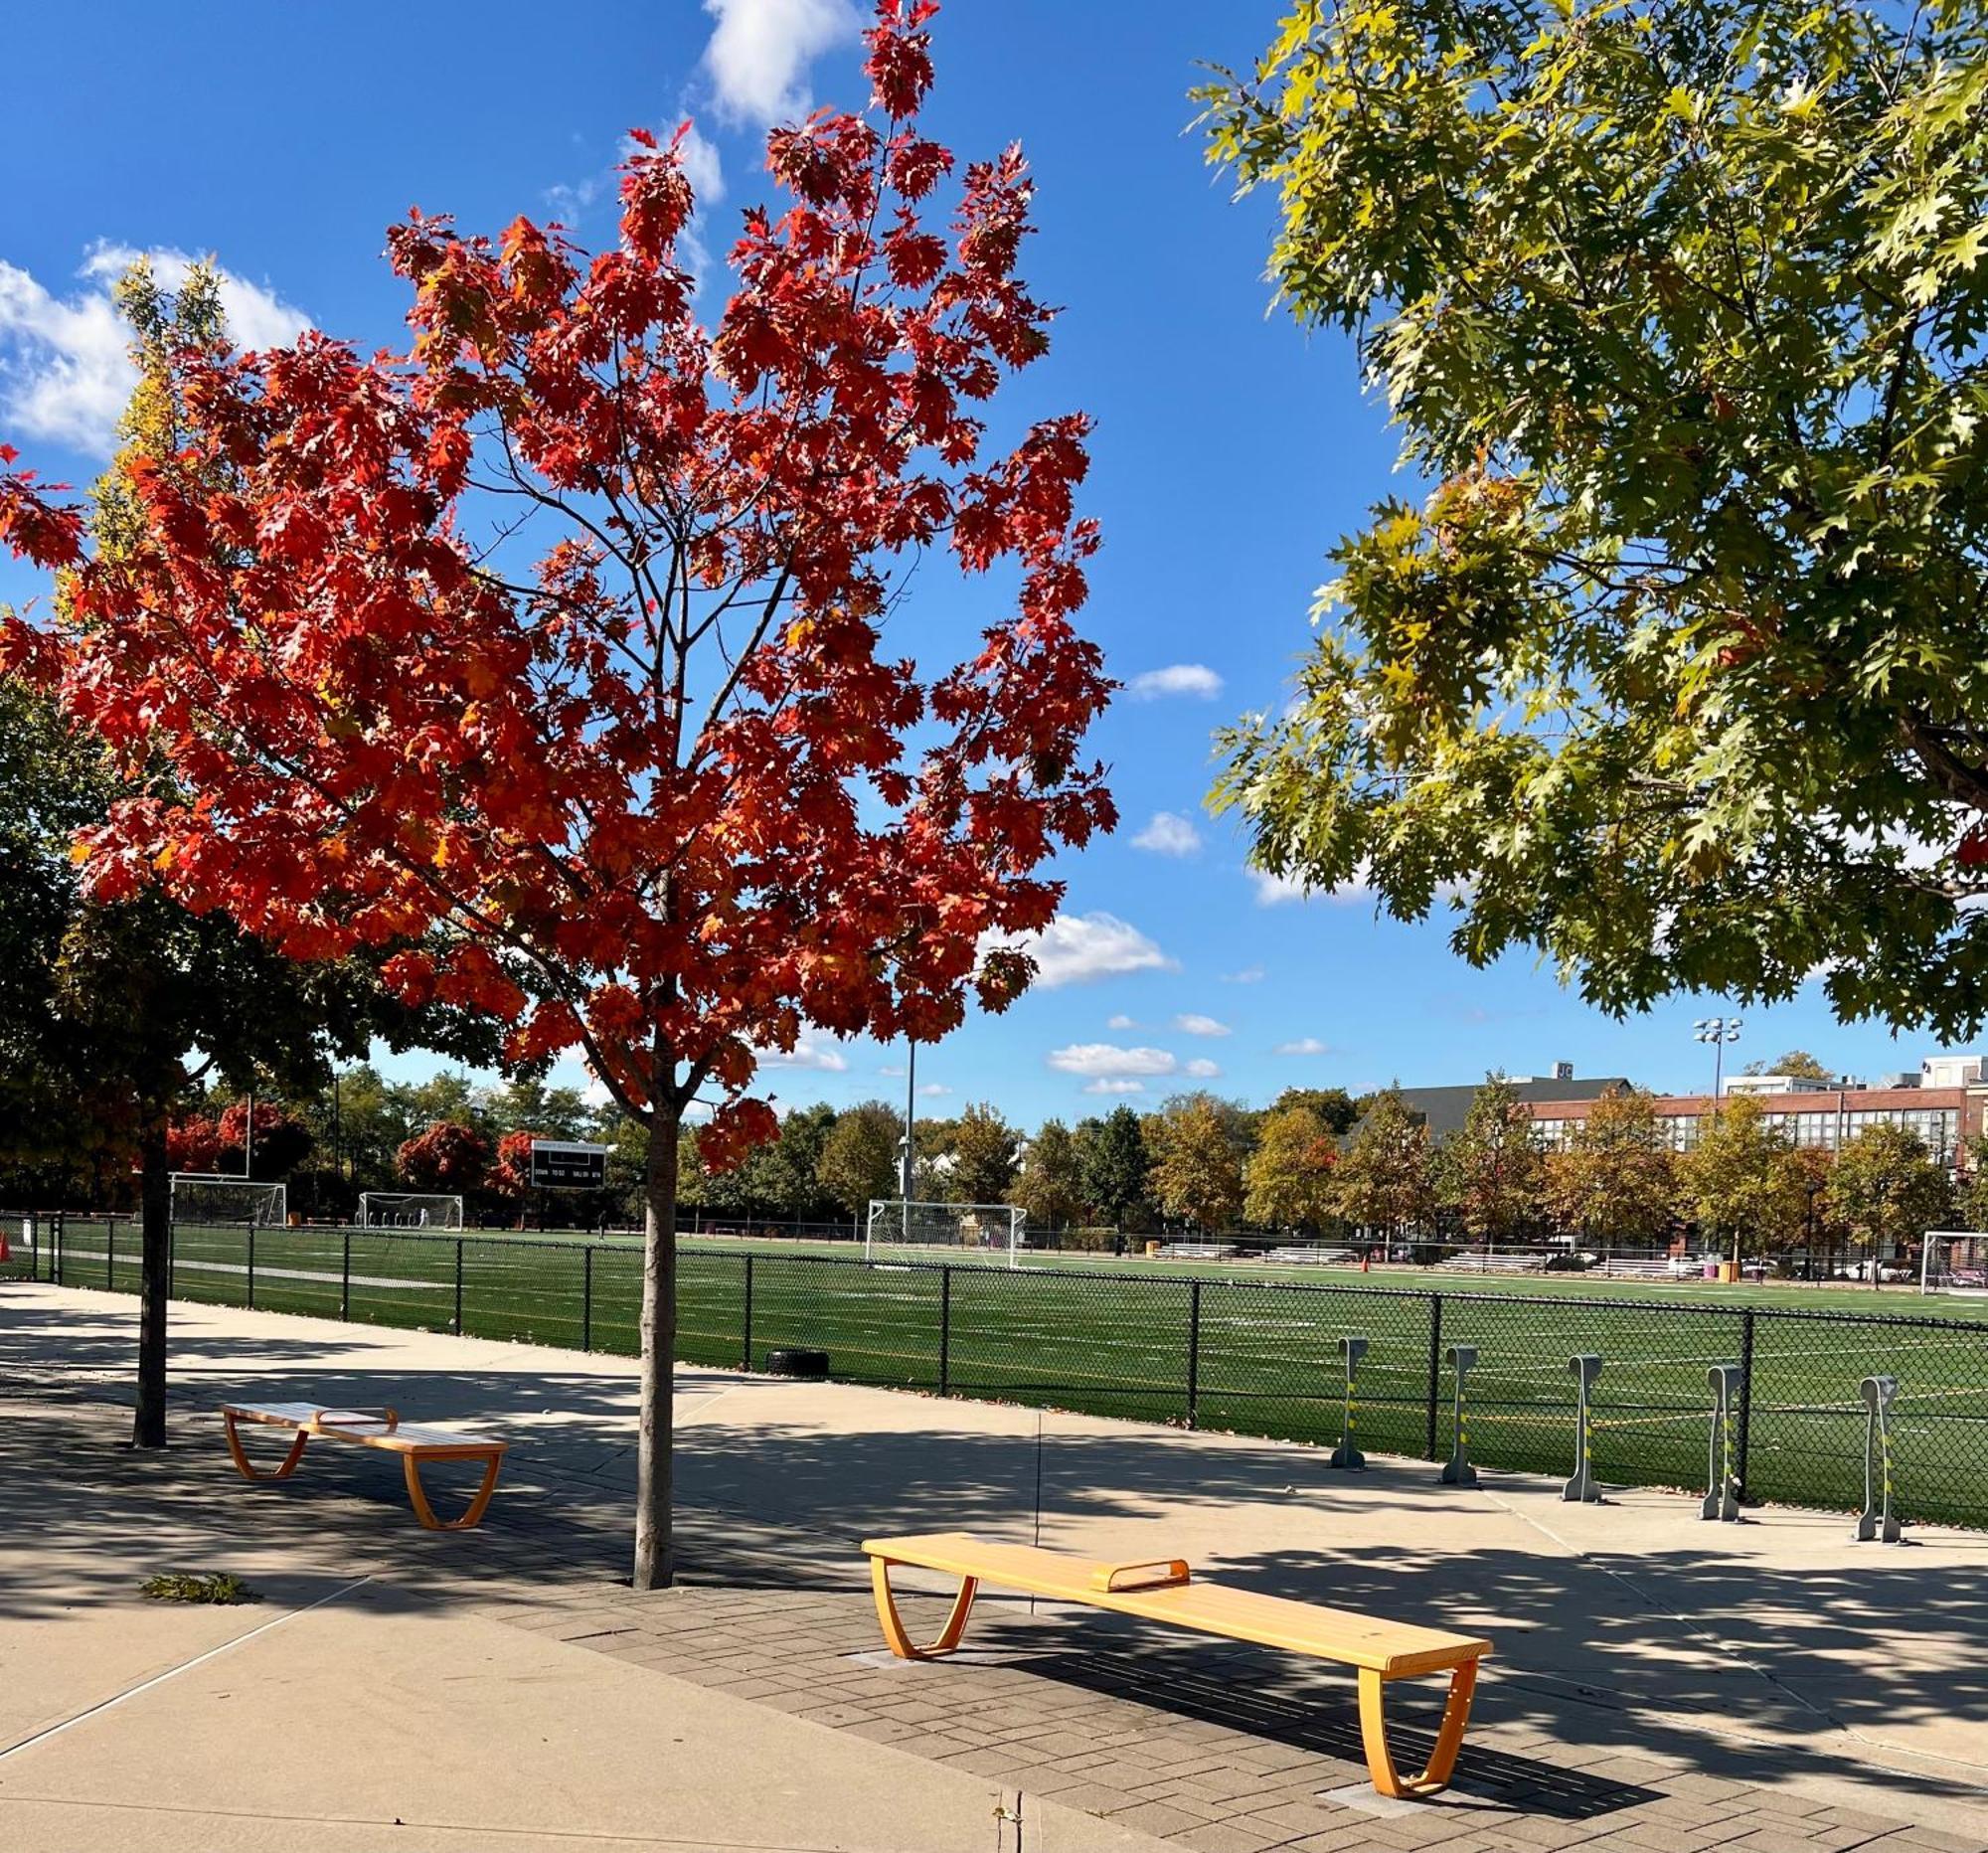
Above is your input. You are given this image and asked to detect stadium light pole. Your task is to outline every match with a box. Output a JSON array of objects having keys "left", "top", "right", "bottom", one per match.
[
  {"left": 1693, "top": 1017, "right": 1742, "bottom": 1264},
  {"left": 900, "top": 1040, "right": 916, "bottom": 1201}
]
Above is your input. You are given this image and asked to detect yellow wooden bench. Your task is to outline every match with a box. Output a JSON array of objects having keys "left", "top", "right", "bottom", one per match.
[
  {"left": 862, "top": 1532, "right": 1489, "bottom": 1799},
  {"left": 221, "top": 1402, "right": 507, "bottom": 1532}
]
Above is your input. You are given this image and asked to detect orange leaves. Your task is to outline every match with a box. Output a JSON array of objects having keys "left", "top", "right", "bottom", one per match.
[
  {"left": 619, "top": 127, "right": 697, "bottom": 265},
  {"left": 0, "top": 448, "right": 84, "bottom": 570}
]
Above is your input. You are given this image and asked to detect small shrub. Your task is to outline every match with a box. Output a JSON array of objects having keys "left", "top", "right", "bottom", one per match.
[{"left": 141, "top": 1571, "right": 261, "bottom": 1604}]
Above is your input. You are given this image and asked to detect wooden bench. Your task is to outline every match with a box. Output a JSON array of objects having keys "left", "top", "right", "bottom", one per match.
[
  {"left": 862, "top": 1533, "right": 1489, "bottom": 1800},
  {"left": 220, "top": 1402, "right": 507, "bottom": 1532}
]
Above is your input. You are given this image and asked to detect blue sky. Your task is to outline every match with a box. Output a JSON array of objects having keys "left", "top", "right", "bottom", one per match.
[{"left": 0, "top": 0, "right": 1962, "bottom": 1125}]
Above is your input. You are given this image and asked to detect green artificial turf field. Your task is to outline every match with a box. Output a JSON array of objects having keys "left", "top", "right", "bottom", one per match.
[{"left": 27, "top": 1217, "right": 1988, "bottom": 1529}]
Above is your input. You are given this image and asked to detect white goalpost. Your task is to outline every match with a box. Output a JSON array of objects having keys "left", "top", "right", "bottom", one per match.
[
  {"left": 1920, "top": 1230, "right": 1988, "bottom": 1294},
  {"left": 866, "top": 1199, "right": 1026, "bottom": 1267},
  {"left": 169, "top": 1174, "right": 287, "bottom": 1227},
  {"left": 357, "top": 1192, "right": 465, "bottom": 1231}
]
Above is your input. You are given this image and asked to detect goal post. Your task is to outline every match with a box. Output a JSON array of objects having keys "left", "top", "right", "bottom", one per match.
[
  {"left": 169, "top": 1174, "right": 287, "bottom": 1228},
  {"left": 1920, "top": 1230, "right": 1988, "bottom": 1294},
  {"left": 357, "top": 1192, "right": 465, "bottom": 1231},
  {"left": 866, "top": 1200, "right": 1026, "bottom": 1267}
]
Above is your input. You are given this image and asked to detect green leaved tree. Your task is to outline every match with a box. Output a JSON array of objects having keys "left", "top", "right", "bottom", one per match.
[
  {"left": 1433, "top": 1074, "right": 1545, "bottom": 1254},
  {"left": 1826, "top": 1121, "right": 1952, "bottom": 1286},
  {"left": 1014, "top": 1117, "right": 1086, "bottom": 1234},
  {"left": 1331, "top": 1088, "right": 1433, "bottom": 1241},
  {"left": 1203, "top": 1, "right": 1988, "bottom": 1037},
  {"left": 1076, "top": 1105, "right": 1151, "bottom": 1229}
]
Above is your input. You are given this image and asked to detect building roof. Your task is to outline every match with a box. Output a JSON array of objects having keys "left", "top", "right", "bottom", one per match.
[{"left": 1385, "top": 1078, "right": 1633, "bottom": 1141}]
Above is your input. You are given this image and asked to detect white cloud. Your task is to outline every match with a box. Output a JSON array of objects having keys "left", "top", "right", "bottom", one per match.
[
  {"left": 1083, "top": 1079, "right": 1148, "bottom": 1096},
  {"left": 1130, "top": 810, "right": 1203, "bottom": 857},
  {"left": 1048, "top": 1043, "right": 1179, "bottom": 1080},
  {"left": 702, "top": 0, "right": 860, "bottom": 125},
  {"left": 1222, "top": 965, "right": 1266, "bottom": 984},
  {"left": 1129, "top": 663, "right": 1224, "bottom": 702},
  {"left": 1249, "top": 868, "right": 1315, "bottom": 907},
  {"left": 1106, "top": 1013, "right": 1138, "bottom": 1030},
  {"left": 1184, "top": 1058, "right": 1223, "bottom": 1080},
  {"left": 1276, "top": 1037, "right": 1330, "bottom": 1057},
  {"left": 878, "top": 1064, "right": 906, "bottom": 1078},
  {"left": 916, "top": 1082, "right": 952, "bottom": 1097},
  {"left": 0, "top": 244, "right": 310, "bottom": 455},
  {"left": 985, "top": 911, "right": 1176, "bottom": 989},
  {"left": 1173, "top": 1014, "right": 1231, "bottom": 1039},
  {"left": 757, "top": 1036, "right": 849, "bottom": 1071}
]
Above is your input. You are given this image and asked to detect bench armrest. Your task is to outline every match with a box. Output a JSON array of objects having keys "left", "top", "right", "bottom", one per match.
[{"left": 1091, "top": 1560, "right": 1191, "bottom": 1593}]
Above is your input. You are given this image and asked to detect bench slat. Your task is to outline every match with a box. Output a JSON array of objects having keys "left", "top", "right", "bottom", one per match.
[
  {"left": 862, "top": 1532, "right": 1486, "bottom": 1676},
  {"left": 223, "top": 1402, "right": 504, "bottom": 1458}
]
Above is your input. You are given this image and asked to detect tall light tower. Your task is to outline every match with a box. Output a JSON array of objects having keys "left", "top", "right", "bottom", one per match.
[
  {"left": 1694, "top": 1016, "right": 1743, "bottom": 1268},
  {"left": 1693, "top": 1016, "right": 1743, "bottom": 1107}
]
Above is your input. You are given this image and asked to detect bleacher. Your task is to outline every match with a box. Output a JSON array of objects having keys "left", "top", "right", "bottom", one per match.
[
  {"left": 1261, "top": 1246, "right": 1354, "bottom": 1265},
  {"left": 1153, "top": 1242, "right": 1237, "bottom": 1261},
  {"left": 1438, "top": 1250, "right": 1548, "bottom": 1274}
]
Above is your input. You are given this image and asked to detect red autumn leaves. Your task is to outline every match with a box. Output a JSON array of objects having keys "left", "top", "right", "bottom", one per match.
[{"left": 0, "top": 0, "right": 1112, "bottom": 1168}]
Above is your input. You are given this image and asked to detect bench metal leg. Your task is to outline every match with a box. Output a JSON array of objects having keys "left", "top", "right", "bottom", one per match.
[
  {"left": 223, "top": 1412, "right": 308, "bottom": 1482},
  {"left": 403, "top": 1452, "right": 503, "bottom": 1531},
  {"left": 1357, "top": 1658, "right": 1478, "bottom": 1799},
  {"left": 869, "top": 1558, "right": 978, "bottom": 1659}
]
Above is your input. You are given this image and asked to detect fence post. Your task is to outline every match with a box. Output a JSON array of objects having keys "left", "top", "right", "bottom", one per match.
[
  {"left": 107, "top": 1215, "right": 116, "bottom": 1291},
  {"left": 741, "top": 1252, "right": 754, "bottom": 1370},
  {"left": 245, "top": 1222, "right": 256, "bottom": 1308},
  {"left": 1735, "top": 1307, "right": 1756, "bottom": 1500},
  {"left": 1424, "top": 1291, "right": 1444, "bottom": 1459},
  {"left": 453, "top": 1238, "right": 465, "bottom": 1336},
  {"left": 938, "top": 1265, "right": 951, "bottom": 1397},
  {"left": 582, "top": 1245, "right": 594, "bottom": 1353},
  {"left": 341, "top": 1229, "right": 352, "bottom": 1322},
  {"left": 1185, "top": 1278, "right": 1203, "bottom": 1428}
]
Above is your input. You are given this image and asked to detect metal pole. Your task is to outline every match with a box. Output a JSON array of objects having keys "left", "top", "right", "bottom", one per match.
[
  {"left": 246, "top": 1221, "right": 256, "bottom": 1308},
  {"left": 1424, "top": 1291, "right": 1444, "bottom": 1459},
  {"left": 107, "top": 1215, "right": 115, "bottom": 1291},
  {"left": 245, "top": 1088, "right": 255, "bottom": 1178},
  {"left": 1735, "top": 1309, "right": 1756, "bottom": 1500},
  {"left": 901, "top": 1039, "right": 917, "bottom": 1207},
  {"left": 938, "top": 1263, "right": 951, "bottom": 1397},
  {"left": 341, "top": 1229, "right": 352, "bottom": 1321},
  {"left": 1185, "top": 1278, "right": 1203, "bottom": 1429},
  {"left": 582, "top": 1244, "right": 594, "bottom": 1352},
  {"left": 742, "top": 1252, "right": 754, "bottom": 1370},
  {"left": 454, "top": 1238, "right": 465, "bottom": 1335}
]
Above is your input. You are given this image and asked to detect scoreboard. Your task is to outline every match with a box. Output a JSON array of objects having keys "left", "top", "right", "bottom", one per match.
[{"left": 528, "top": 1139, "right": 610, "bottom": 1189}]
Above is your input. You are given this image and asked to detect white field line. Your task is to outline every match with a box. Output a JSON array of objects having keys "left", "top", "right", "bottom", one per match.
[{"left": 60, "top": 1250, "right": 432, "bottom": 1292}]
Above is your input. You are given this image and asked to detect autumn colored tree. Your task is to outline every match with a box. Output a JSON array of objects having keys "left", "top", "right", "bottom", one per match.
[
  {"left": 1243, "top": 1102, "right": 1338, "bottom": 1232},
  {"left": 1539, "top": 1091, "right": 1676, "bottom": 1251},
  {"left": 487, "top": 1129, "right": 542, "bottom": 1213},
  {"left": 0, "top": 4, "right": 1110, "bottom": 1587},
  {"left": 1741, "top": 1052, "right": 1833, "bottom": 1084},
  {"left": 1433, "top": 1076, "right": 1544, "bottom": 1254},
  {"left": 1149, "top": 1096, "right": 1244, "bottom": 1234},
  {"left": 165, "top": 1115, "right": 224, "bottom": 1174},
  {"left": 1682, "top": 1096, "right": 1802, "bottom": 1263},
  {"left": 1014, "top": 1117, "right": 1084, "bottom": 1232},
  {"left": 1826, "top": 1123, "right": 1952, "bottom": 1288},
  {"left": 816, "top": 1101, "right": 903, "bottom": 1219},
  {"left": 948, "top": 1102, "right": 1021, "bottom": 1204},
  {"left": 398, "top": 1120, "right": 494, "bottom": 1195},
  {"left": 1331, "top": 1089, "right": 1432, "bottom": 1240},
  {"left": 216, "top": 1099, "right": 315, "bottom": 1179}
]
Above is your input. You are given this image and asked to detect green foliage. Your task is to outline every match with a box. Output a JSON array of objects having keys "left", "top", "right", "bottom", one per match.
[
  {"left": 1742, "top": 1052, "right": 1833, "bottom": 1083},
  {"left": 1433, "top": 1073, "right": 1544, "bottom": 1246},
  {"left": 1826, "top": 1120, "right": 1952, "bottom": 1264},
  {"left": 1014, "top": 1117, "right": 1085, "bottom": 1230},
  {"left": 948, "top": 1101, "right": 1021, "bottom": 1204},
  {"left": 1683, "top": 1096, "right": 1804, "bottom": 1257},
  {"left": 816, "top": 1100, "right": 903, "bottom": 1218},
  {"left": 1076, "top": 1105, "right": 1150, "bottom": 1227},
  {"left": 1204, "top": 0, "right": 1988, "bottom": 1038},
  {"left": 141, "top": 1570, "right": 259, "bottom": 1604},
  {"left": 1266, "top": 1086, "right": 1361, "bottom": 1134}
]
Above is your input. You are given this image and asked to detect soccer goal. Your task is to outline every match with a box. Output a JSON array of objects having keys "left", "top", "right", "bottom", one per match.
[
  {"left": 169, "top": 1174, "right": 287, "bottom": 1227},
  {"left": 357, "top": 1192, "right": 464, "bottom": 1231},
  {"left": 866, "top": 1200, "right": 1026, "bottom": 1267},
  {"left": 1920, "top": 1230, "right": 1988, "bottom": 1294}
]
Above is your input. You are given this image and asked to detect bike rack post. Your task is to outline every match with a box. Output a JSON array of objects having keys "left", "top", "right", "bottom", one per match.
[
  {"left": 1437, "top": 1344, "right": 1479, "bottom": 1487},
  {"left": 1853, "top": 1374, "right": 1904, "bottom": 1544},
  {"left": 1328, "top": 1335, "right": 1369, "bottom": 1470},
  {"left": 1701, "top": 1364, "right": 1743, "bottom": 1522},
  {"left": 1563, "top": 1354, "right": 1604, "bottom": 1503}
]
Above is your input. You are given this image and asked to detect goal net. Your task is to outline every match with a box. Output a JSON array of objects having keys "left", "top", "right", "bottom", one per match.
[
  {"left": 170, "top": 1174, "right": 287, "bottom": 1228},
  {"left": 358, "top": 1192, "right": 464, "bottom": 1231},
  {"left": 866, "top": 1200, "right": 1025, "bottom": 1267},
  {"left": 1921, "top": 1230, "right": 1988, "bottom": 1293}
]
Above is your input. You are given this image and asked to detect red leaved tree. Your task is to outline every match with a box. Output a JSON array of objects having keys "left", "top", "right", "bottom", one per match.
[
  {"left": 0, "top": 1, "right": 1111, "bottom": 1585},
  {"left": 397, "top": 1121, "right": 493, "bottom": 1195},
  {"left": 165, "top": 1116, "right": 222, "bottom": 1174},
  {"left": 217, "top": 1099, "right": 314, "bottom": 1179}
]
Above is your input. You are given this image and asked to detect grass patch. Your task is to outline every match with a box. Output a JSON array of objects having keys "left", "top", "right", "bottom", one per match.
[{"left": 142, "top": 1570, "right": 260, "bottom": 1604}]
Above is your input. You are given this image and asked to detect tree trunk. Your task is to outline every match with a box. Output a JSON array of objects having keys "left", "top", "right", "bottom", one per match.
[
  {"left": 132, "top": 1118, "right": 171, "bottom": 1449},
  {"left": 633, "top": 1107, "right": 681, "bottom": 1590}
]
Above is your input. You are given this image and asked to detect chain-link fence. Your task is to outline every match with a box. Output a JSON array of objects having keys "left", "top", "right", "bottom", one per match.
[{"left": 22, "top": 1214, "right": 1988, "bottom": 1528}]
